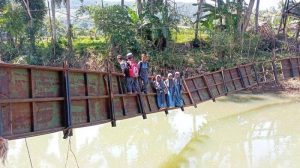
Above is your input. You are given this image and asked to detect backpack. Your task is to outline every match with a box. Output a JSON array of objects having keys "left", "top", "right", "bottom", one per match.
[{"left": 128, "top": 60, "right": 139, "bottom": 77}]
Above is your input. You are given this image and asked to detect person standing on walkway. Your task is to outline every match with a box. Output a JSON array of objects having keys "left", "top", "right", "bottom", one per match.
[
  {"left": 174, "top": 71, "right": 184, "bottom": 107},
  {"left": 155, "top": 75, "right": 166, "bottom": 109},
  {"left": 126, "top": 53, "right": 139, "bottom": 93},
  {"left": 117, "top": 55, "right": 133, "bottom": 94},
  {"left": 138, "top": 53, "right": 149, "bottom": 93},
  {"left": 165, "top": 73, "right": 175, "bottom": 108}
]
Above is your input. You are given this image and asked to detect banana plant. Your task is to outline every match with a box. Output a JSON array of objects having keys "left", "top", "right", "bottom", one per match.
[
  {"left": 136, "top": 0, "right": 179, "bottom": 50},
  {"left": 197, "top": 0, "right": 244, "bottom": 33}
]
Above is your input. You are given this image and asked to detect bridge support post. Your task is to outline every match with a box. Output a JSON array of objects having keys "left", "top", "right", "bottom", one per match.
[
  {"left": 107, "top": 69, "right": 116, "bottom": 127},
  {"left": 63, "top": 62, "right": 73, "bottom": 139},
  {"left": 183, "top": 78, "right": 197, "bottom": 108},
  {"left": 136, "top": 78, "right": 147, "bottom": 119},
  {"left": 272, "top": 60, "right": 279, "bottom": 84},
  {"left": 221, "top": 67, "right": 228, "bottom": 95},
  {"left": 202, "top": 74, "right": 215, "bottom": 102},
  {"left": 237, "top": 66, "right": 246, "bottom": 88},
  {"left": 252, "top": 64, "right": 260, "bottom": 85},
  {"left": 116, "top": 76, "right": 127, "bottom": 116},
  {"left": 289, "top": 58, "right": 295, "bottom": 77}
]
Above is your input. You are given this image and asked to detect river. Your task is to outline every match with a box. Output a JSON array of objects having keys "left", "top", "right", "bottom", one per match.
[{"left": 1, "top": 93, "right": 300, "bottom": 168}]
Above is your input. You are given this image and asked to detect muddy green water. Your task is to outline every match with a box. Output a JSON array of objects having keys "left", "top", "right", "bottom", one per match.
[{"left": 1, "top": 93, "right": 300, "bottom": 168}]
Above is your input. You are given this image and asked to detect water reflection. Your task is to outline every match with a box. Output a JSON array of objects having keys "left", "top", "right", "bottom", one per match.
[
  {"left": 167, "top": 100, "right": 300, "bottom": 168},
  {"left": 1, "top": 93, "right": 300, "bottom": 168}
]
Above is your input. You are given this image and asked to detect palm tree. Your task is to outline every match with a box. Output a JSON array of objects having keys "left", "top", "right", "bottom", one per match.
[
  {"left": 65, "top": 0, "right": 73, "bottom": 59},
  {"left": 296, "top": 21, "right": 300, "bottom": 40},
  {"left": 194, "top": 0, "right": 204, "bottom": 41},
  {"left": 136, "top": 0, "right": 143, "bottom": 15},
  {"left": 50, "top": 0, "right": 57, "bottom": 43},
  {"left": 52, "top": 0, "right": 79, "bottom": 60},
  {"left": 243, "top": 0, "right": 256, "bottom": 32},
  {"left": 255, "top": 0, "right": 260, "bottom": 33}
]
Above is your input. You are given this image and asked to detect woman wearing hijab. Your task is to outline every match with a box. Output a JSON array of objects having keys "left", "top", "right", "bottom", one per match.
[
  {"left": 154, "top": 75, "right": 166, "bottom": 110},
  {"left": 174, "top": 71, "right": 184, "bottom": 107},
  {"left": 165, "top": 73, "right": 175, "bottom": 108}
]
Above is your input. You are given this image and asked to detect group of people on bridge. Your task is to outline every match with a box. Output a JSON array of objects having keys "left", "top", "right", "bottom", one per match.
[{"left": 117, "top": 53, "right": 184, "bottom": 110}]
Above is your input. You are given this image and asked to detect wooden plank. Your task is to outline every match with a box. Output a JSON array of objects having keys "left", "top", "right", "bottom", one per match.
[
  {"left": 182, "top": 78, "right": 197, "bottom": 107},
  {"left": 211, "top": 73, "right": 221, "bottom": 96},
  {"left": 191, "top": 78, "right": 203, "bottom": 102},
  {"left": 237, "top": 66, "right": 246, "bottom": 88},
  {"left": 202, "top": 74, "right": 215, "bottom": 102},
  {"left": 228, "top": 69, "right": 237, "bottom": 90}
]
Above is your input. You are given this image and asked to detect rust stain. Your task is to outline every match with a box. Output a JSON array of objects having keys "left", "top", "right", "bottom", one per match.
[{"left": 0, "top": 57, "right": 299, "bottom": 140}]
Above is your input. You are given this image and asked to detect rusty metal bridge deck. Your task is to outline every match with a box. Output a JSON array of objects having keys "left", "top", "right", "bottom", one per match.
[{"left": 0, "top": 57, "right": 299, "bottom": 140}]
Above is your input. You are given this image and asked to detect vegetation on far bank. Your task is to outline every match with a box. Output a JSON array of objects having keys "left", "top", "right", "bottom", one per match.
[{"left": 0, "top": 0, "right": 299, "bottom": 74}]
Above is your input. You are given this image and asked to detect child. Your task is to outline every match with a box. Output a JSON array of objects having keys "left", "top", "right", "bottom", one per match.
[
  {"left": 165, "top": 73, "right": 175, "bottom": 108},
  {"left": 174, "top": 71, "right": 184, "bottom": 107},
  {"left": 154, "top": 75, "right": 166, "bottom": 110},
  {"left": 117, "top": 55, "right": 132, "bottom": 94},
  {"left": 138, "top": 53, "right": 149, "bottom": 93},
  {"left": 126, "top": 53, "right": 139, "bottom": 93}
]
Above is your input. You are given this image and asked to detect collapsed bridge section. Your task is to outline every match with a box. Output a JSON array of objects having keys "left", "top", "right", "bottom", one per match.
[{"left": 0, "top": 57, "right": 299, "bottom": 140}]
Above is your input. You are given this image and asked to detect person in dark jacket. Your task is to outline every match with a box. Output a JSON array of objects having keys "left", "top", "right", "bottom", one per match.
[{"left": 138, "top": 53, "right": 149, "bottom": 93}]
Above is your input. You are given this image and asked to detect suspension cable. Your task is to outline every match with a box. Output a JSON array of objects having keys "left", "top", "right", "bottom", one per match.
[
  {"left": 25, "top": 138, "right": 33, "bottom": 168},
  {"left": 64, "top": 137, "right": 79, "bottom": 168}
]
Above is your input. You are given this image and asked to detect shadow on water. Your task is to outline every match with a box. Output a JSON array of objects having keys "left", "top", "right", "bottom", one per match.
[
  {"left": 160, "top": 133, "right": 209, "bottom": 168},
  {"left": 160, "top": 98, "right": 300, "bottom": 168},
  {"left": 218, "top": 94, "right": 265, "bottom": 103}
]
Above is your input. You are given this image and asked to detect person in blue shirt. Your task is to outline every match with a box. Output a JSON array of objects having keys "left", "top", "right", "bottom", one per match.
[
  {"left": 154, "top": 75, "right": 166, "bottom": 110},
  {"left": 165, "top": 73, "right": 175, "bottom": 108},
  {"left": 138, "top": 53, "right": 149, "bottom": 93},
  {"left": 174, "top": 71, "right": 184, "bottom": 107}
]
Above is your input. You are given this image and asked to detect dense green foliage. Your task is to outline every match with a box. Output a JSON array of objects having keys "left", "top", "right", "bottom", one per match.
[{"left": 0, "top": 0, "right": 299, "bottom": 72}]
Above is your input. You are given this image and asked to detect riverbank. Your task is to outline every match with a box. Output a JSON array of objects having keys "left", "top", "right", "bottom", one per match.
[{"left": 250, "top": 78, "right": 300, "bottom": 96}]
